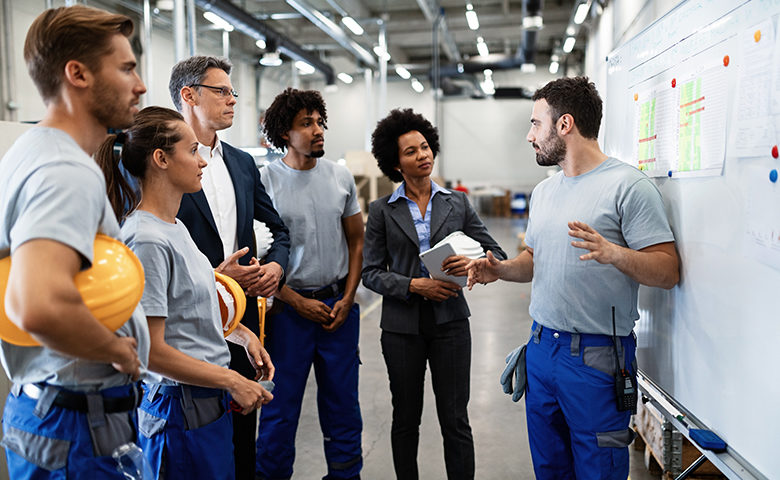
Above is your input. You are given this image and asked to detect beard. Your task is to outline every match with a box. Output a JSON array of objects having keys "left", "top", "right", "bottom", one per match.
[
  {"left": 534, "top": 128, "right": 566, "bottom": 166},
  {"left": 310, "top": 148, "right": 325, "bottom": 158},
  {"left": 90, "top": 75, "right": 135, "bottom": 130}
]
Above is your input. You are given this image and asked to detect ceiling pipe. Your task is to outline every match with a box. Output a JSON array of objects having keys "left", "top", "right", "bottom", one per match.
[
  {"left": 415, "top": 0, "right": 461, "bottom": 62},
  {"left": 197, "top": 0, "right": 336, "bottom": 84},
  {"left": 285, "top": 0, "right": 377, "bottom": 68}
]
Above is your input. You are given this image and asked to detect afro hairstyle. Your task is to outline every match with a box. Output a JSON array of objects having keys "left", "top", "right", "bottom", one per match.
[
  {"left": 262, "top": 88, "right": 328, "bottom": 151},
  {"left": 371, "top": 108, "right": 439, "bottom": 183}
]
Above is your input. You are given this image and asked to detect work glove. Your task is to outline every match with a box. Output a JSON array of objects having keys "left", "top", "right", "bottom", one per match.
[{"left": 500, "top": 344, "right": 527, "bottom": 402}]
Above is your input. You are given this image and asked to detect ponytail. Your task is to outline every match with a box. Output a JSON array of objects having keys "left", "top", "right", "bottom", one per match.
[{"left": 95, "top": 133, "right": 139, "bottom": 222}]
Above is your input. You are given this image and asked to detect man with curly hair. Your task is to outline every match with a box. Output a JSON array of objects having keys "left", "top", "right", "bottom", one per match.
[{"left": 255, "top": 88, "right": 364, "bottom": 480}]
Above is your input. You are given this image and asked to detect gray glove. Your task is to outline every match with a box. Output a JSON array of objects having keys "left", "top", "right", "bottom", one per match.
[{"left": 500, "top": 345, "right": 527, "bottom": 402}]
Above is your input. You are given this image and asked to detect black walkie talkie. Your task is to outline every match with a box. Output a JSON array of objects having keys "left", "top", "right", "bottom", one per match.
[{"left": 612, "top": 306, "right": 637, "bottom": 412}]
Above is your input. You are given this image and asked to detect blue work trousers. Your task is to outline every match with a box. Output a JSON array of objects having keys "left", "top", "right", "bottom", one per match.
[
  {"left": 137, "top": 384, "right": 234, "bottom": 480},
  {"left": 525, "top": 322, "right": 637, "bottom": 480},
  {"left": 2, "top": 384, "right": 139, "bottom": 479},
  {"left": 256, "top": 295, "right": 362, "bottom": 480}
]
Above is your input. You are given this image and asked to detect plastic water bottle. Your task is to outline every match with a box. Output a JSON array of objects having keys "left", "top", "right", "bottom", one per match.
[{"left": 112, "top": 442, "right": 154, "bottom": 480}]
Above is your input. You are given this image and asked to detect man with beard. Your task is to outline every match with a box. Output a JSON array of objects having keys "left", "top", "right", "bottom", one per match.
[
  {"left": 255, "top": 88, "right": 364, "bottom": 480},
  {"left": 467, "top": 77, "right": 680, "bottom": 480},
  {"left": 0, "top": 6, "right": 149, "bottom": 478},
  {"left": 168, "top": 55, "right": 290, "bottom": 479}
]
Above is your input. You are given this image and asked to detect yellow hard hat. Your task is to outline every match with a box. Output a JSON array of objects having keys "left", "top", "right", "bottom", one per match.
[
  {"left": 215, "top": 271, "right": 245, "bottom": 337},
  {"left": 0, "top": 234, "right": 145, "bottom": 347}
]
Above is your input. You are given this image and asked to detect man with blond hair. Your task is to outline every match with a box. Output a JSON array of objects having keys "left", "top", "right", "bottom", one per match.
[{"left": 0, "top": 5, "right": 149, "bottom": 478}]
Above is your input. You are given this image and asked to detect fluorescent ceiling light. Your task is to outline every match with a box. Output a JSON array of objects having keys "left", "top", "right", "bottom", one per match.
[
  {"left": 338, "top": 72, "right": 354, "bottom": 84},
  {"left": 341, "top": 16, "right": 364, "bottom": 35},
  {"left": 549, "top": 61, "right": 559, "bottom": 74},
  {"left": 203, "top": 12, "right": 234, "bottom": 32},
  {"left": 259, "top": 51, "right": 282, "bottom": 66},
  {"left": 481, "top": 70, "right": 495, "bottom": 95},
  {"left": 522, "top": 15, "right": 543, "bottom": 30},
  {"left": 411, "top": 78, "right": 424, "bottom": 93},
  {"left": 373, "top": 45, "right": 391, "bottom": 61},
  {"left": 551, "top": 54, "right": 559, "bottom": 62},
  {"left": 521, "top": 63, "right": 536, "bottom": 73},
  {"left": 566, "top": 25, "right": 576, "bottom": 36},
  {"left": 295, "top": 60, "right": 315, "bottom": 75},
  {"left": 476, "top": 37, "right": 489, "bottom": 57},
  {"left": 255, "top": 39, "right": 266, "bottom": 49},
  {"left": 395, "top": 65, "right": 411, "bottom": 79},
  {"left": 563, "top": 36, "right": 576, "bottom": 53},
  {"left": 574, "top": 2, "right": 590, "bottom": 25},
  {"left": 465, "top": 4, "right": 479, "bottom": 31}
]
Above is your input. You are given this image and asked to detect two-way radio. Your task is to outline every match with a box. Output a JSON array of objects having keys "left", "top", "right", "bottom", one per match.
[{"left": 612, "top": 306, "right": 637, "bottom": 413}]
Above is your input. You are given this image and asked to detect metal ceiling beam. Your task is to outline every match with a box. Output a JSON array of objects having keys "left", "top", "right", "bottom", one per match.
[
  {"left": 414, "top": 0, "right": 461, "bottom": 62},
  {"left": 196, "top": 0, "right": 336, "bottom": 84},
  {"left": 285, "top": 0, "right": 377, "bottom": 68}
]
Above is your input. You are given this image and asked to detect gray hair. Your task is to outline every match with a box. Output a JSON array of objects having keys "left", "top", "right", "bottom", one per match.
[{"left": 168, "top": 56, "right": 232, "bottom": 111}]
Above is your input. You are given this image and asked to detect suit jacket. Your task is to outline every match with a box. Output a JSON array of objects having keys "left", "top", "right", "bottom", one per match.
[
  {"left": 362, "top": 189, "right": 506, "bottom": 334},
  {"left": 177, "top": 141, "right": 290, "bottom": 335}
]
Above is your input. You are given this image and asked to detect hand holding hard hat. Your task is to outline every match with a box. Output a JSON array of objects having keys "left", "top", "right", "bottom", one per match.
[{"left": 0, "top": 235, "right": 145, "bottom": 346}]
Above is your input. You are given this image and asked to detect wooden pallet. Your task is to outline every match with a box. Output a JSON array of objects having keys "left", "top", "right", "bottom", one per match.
[{"left": 633, "top": 400, "right": 726, "bottom": 479}]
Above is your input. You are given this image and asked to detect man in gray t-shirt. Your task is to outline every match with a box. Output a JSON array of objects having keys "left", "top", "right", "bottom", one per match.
[
  {"left": 467, "top": 77, "right": 679, "bottom": 480},
  {"left": 0, "top": 6, "right": 149, "bottom": 478},
  {"left": 255, "top": 88, "right": 364, "bottom": 480}
]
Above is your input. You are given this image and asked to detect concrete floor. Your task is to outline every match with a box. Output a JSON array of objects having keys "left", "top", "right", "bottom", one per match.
[{"left": 280, "top": 217, "right": 660, "bottom": 480}]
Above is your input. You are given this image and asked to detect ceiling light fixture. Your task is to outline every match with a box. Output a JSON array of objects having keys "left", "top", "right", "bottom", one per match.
[
  {"left": 259, "top": 51, "right": 282, "bottom": 67},
  {"left": 549, "top": 61, "right": 559, "bottom": 74},
  {"left": 573, "top": 2, "right": 590, "bottom": 25},
  {"left": 476, "top": 37, "right": 489, "bottom": 57},
  {"left": 465, "top": 4, "right": 480, "bottom": 31},
  {"left": 395, "top": 65, "right": 411, "bottom": 79},
  {"left": 411, "top": 78, "right": 424, "bottom": 93},
  {"left": 563, "top": 36, "right": 576, "bottom": 53},
  {"left": 522, "top": 15, "right": 543, "bottom": 30},
  {"left": 295, "top": 60, "right": 315, "bottom": 75},
  {"left": 338, "top": 72, "right": 354, "bottom": 84},
  {"left": 203, "top": 12, "right": 234, "bottom": 32},
  {"left": 373, "top": 45, "right": 391, "bottom": 61},
  {"left": 341, "top": 16, "right": 364, "bottom": 35},
  {"left": 255, "top": 39, "right": 266, "bottom": 49},
  {"left": 481, "top": 69, "right": 495, "bottom": 95}
]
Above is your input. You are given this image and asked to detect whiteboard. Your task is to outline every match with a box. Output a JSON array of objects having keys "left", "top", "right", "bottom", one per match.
[{"left": 604, "top": 1, "right": 780, "bottom": 477}]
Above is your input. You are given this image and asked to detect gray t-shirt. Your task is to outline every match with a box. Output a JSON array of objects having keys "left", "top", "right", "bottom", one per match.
[
  {"left": 260, "top": 158, "right": 360, "bottom": 289},
  {"left": 525, "top": 157, "right": 674, "bottom": 336},
  {"left": 122, "top": 211, "right": 230, "bottom": 384},
  {"left": 0, "top": 127, "right": 150, "bottom": 390}
]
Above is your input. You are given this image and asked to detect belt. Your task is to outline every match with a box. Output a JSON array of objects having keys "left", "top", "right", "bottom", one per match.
[
  {"left": 21, "top": 383, "right": 141, "bottom": 413},
  {"left": 294, "top": 277, "right": 347, "bottom": 301}
]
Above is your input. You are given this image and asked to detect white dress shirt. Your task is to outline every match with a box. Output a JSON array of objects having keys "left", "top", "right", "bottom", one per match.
[{"left": 199, "top": 137, "right": 238, "bottom": 260}]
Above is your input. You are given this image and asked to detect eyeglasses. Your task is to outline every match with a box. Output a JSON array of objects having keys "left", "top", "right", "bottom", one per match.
[{"left": 190, "top": 84, "right": 238, "bottom": 99}]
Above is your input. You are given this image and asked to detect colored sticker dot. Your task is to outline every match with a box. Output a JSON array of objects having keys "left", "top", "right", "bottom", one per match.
[
  {"left": 671, "top": 78, "right": 677, "bottom": 88},
  {"left": 634, "top": 93, "right": 639, "bottom": 101},
  {"left": 754, "top": 30, "right": 762, "bottom": 42},
  {"left": 772, "top": 145, "right": 779, "bottom": 158},
  {"left": 770, "top": 169, "right": 778, "bottom": 183},
  {"left": 668, "top": 170, "right": 673, "bottom": 178},
  {"left": 723, "top": 55, "right": 729, "bottom": 67}
]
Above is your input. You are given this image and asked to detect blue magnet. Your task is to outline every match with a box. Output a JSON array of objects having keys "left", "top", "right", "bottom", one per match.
[
  {"left": 770, "top": 169, "right": 778, "bottom": 183},
  {"left": 668, "top": 170, "right": 673, "bottom": 178}
]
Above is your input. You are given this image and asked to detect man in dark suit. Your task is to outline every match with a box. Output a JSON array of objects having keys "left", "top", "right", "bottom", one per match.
[{"left": 169, "top": 55, "right": 290, "bottom": 479}]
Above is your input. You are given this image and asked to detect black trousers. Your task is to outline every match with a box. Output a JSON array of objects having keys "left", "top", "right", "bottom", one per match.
[
  {"left": 228, "top": 341, "right": 259, "bottom": 480},
  {"left": 380, "top": 303, "right": 475, "bottom": 480}
]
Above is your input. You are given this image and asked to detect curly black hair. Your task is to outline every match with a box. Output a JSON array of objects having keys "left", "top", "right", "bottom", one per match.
[
  {"left": 371, "top": 108, "right": 439, "bottom": 183},
  {"left": 262, "top": 88, "right": 328, "bottom": 151}
]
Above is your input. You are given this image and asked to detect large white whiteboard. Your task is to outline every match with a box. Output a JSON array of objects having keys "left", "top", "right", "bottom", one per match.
[{"left": 604, "top": 1, "right": 780, "bottom": 477}]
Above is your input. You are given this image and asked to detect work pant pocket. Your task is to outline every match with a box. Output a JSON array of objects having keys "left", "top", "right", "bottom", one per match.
[
  {"left": 88, "top": 410, "right": 136, "bottom": 457},
  {"left": 1, "top": 424, "right": 70, "bottom": 474},
  {"left": 596, "top": 428, "right": 635, "bottom": 474},
  {"left": 181, "top": 407, "right": 234, "bottom": 480}
]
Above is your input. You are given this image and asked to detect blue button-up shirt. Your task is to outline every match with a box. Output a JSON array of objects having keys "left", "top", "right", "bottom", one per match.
[{"left": 388, "top": 180, "right": 451, "bottom": 276}]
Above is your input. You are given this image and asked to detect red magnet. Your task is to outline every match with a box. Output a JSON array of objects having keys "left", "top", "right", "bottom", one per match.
[
  {"left": 723, "top": 55, "right": 730, "bottom": 67},
  {"left": 772, "top": 145, "right": 779, "bottom": 158},
  {"left": 671, "top": 78, "right": 677, "bottom": 88}
]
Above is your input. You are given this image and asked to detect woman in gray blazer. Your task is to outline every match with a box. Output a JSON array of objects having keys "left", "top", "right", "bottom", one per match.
[{"left": 362, "top": 109, "right": 506, "bottom": 480}]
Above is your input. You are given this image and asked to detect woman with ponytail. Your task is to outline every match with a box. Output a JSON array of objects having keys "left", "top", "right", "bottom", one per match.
[{"left": 95, "top": 106, "right": 274, "bottom": 480}]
